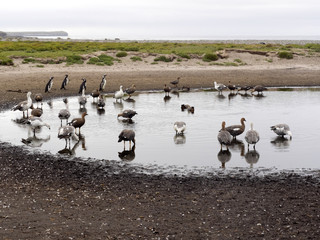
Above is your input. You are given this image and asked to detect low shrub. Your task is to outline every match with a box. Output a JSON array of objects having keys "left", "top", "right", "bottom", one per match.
[
  {"left": 154, "top": 55, "right": 173, "bottom": 62},
  {"left": 177, "top": 53, "right": 190, "bottom": 59},
  {"left": 130, "top": 56, "right": 142, "bottom": 62},
  {"left": 66, "top": 55, "right": 84, "bottom": 65},
  {"left": 0, "top": 58, "right": 13, "bottom": 66},
  {"left": 278, "top": 51, "right": 293, "bottom": 59},
  {"left": 87, "top": 54, "right": 115, "bottom": 66},
  {"left": 202, "top": 53, "right": 218, "bottom": 62},
  {"left": 116, "top": 51, "right": 127, "bottom": 57}
]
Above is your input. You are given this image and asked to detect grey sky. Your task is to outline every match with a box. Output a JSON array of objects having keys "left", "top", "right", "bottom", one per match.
[{"left": 1, "top": 0, "right": 320, "bottom": 39}]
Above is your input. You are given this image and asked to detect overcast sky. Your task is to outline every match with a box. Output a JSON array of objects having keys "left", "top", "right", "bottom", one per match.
[{"left": 1, "top": 0, "right": 320, "bottom": 39}]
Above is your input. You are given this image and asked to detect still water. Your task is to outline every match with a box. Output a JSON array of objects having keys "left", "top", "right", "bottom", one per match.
[{"left": 1, "top": 90, "right": 320, "bottom": 171}]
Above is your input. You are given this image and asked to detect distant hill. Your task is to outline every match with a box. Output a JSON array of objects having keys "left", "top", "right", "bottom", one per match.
[{"left": 4, "top": 31, "right": 68, "bottom": 37}]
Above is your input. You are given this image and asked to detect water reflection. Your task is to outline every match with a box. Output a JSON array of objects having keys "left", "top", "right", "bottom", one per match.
[
  {"left": 58, "top": 135, "right": 86, "bottom": 155},
  {"left": 229, "top": 138, "right": 245, "bottom": 156},
  {"left": 113, "top": 101, "right": 124, "bottom": 110},
  {"left": 163, "top": 95, "right": 171, "bottom": 102},
  {"left": 238, "top": 92, "right": 252, "bottom": 99},
  {"left": 21, "top": 132, "right": 50, "bottom": 148},
  {"left": 79, "top": 107, "right": 87, "bottom": 114},
  {"left": 228, "top": 93, "right": 237, "bottom": 101},
  {"left": 217, "top": 149, "right": 232, "bottom": 168},
  {"left": 271, "top": 136, "right": 291, "bottom": 149},
  {"left": 117, "top": 118, "right": 135, "bottom": 125},
  {"left": 173, "top": 134, "right": 186, "bottom": 144},
  {"left": 216, "top": 94, "right": 226, "bottom": 100},
  {"left": 245, "top": 150, "right": 260, "bottom": 168},
  {"left": 118, "top": 145, "right": 136, "bottom": 161},
  {"left": 97, "top": 108, "right": 106, "bottom": 115}
]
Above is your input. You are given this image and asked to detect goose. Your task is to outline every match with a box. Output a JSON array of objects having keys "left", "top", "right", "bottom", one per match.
[
  {"left": 181, "top": 104, "right": 194, "bottom": 114},
  {"left": 31, "top": 106, "right": 43, "bottom": 117},
  {"left": 181, "top": 86, "right": 190, "bottom": 92},
  {"left": 60, "top": 74, "right": 69, "bottom": 90},
  {"left": 58, "top": 109, "right": 71, "bottom": 126},
  {"left": 125, "top": 84, "right": 136, "bottom": 99},
  {"left": 78, "top": 78, "right": 87, "bottom": 94},
  {"left": 27, "top": 116, "right": 50, "bottom": 136},
  {"left": 78, "top": 88, "right": 87, "bottom": 108},
  {"left": 217, "top": 121, "right": 233, "bottom": 150},
  {"left": 164, "top": 84, "right": 171, "bottom": 96},
  {"left": 214, "top": 81, "right": 227, "bottom": 94},
  {"left": 99, "top": 74, "right": 107, "bottom": 92},
  {"left": 270, "top": 124, "right": 292, "bottom": 139},
  {"left": 34, "top": 93, "right": 43, "bottom": 108},
  {"left": 251, "top": 85, "right": 267, "bottom": 95},
  {"left": 69, "top": 112, "right": 88, "bottom": 134},
  {"left": 11, "top": 91, "right": 32, "bottom": 118},
  {"left": 118, "top": 129, "right": 135, "bottom": 149},
  {"left": 237, "top": 85, "right": 252, "bottom": 94},
  {"left": 114, "top": 85, "right": 124, "bottom": 102},
  {"left": 91, "top": 89, "right": 100, "bottom": 102},
  {"left": 45, "top": 77, "right": 54, "bottom": 93},
  {"left": 63, "top": 98, "right": 68, "bottom": 104},
  {"left": 227, "top": 81, "right": 237, "bottom": 93},
  {"left": 58, "top": 125, "right": 79, "bottom": 147},
  {"left": 117, "top": 109, "right": 137, "bottom": 119},
  {"left": 245, "top": 123, "right": 260, "bottom": 149},
  {"left": 170, "top": 77, "right": 180, "bottom": 88},
  {"left": 225, "top": 117, "right": 246, "bottom": 139},
  {"left": 97, "top": 95, "right": 105, "bottom": 109},
  {"left": 174, "top": 121, "right": 186, "bottom": 135}
]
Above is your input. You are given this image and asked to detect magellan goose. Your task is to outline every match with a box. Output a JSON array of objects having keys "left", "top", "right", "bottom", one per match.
[
  {"left": 125, "top": 84, "right": 136, "bottom": 99},
  {"left": 58, "top": 109, "right": 71, "bottom": 126},
  {"left": 60, "top": 74, "right": 69, "bottom": 90},
  {"left": 114, "top": 86, "right": 124, "bottom": 102},
  {"left": 214, "top": 81, "right": 227, "bottom": 94},
  {"left": 270, "top": 124, "right": 292, "bottom": 139},
  {"left": 181, "top": 104, "right": 194, "bottom": 114},
  {"left": 227, "top": 81, "right": 237, "bottom": 93},
  {"left": 225, "top": 117, "right": 246, "bottom": 139},
  {"left": 174, "top": 121, "right": 186, "bottom": 135},
  {"left": 170, "top": 77, "right": 180, "bottom": 88},
  {"left": 118, "top": 129, "right": 135, "bottom": 150},
  {"left": 45, "top": 77, "right": 54, "bottom": 93},
  {"left": 217, "top": 121, "right": 233, "bottom": 150},
  {"left": 69, "top": 112, "right": 88, "bottom": 134},
  {"left": 91, "top": 89, "right": 100, "bottom": 102},
  {"left": 99, "top": 74, "right": 107, "bottom": 92},
  {"left": 78, "top": 78, "right": 87, "bottom": 94},
  {"left": 11, "top": 91, "right": 32, "bottom": 118},
  {"left": 237, "top": 85, "right": 252, "bottom": 94},
  {"left": 164, "top": 84, "right": 171, "bottom": 96},
  {"left": 251, "top": 85, "right": 267, "bottom": 95},
  {"left": 34, "top": 93, "right": 43, "bottom": 108},
  {"left": 245, "top": 123, "right": 260, "bottom": 149},
  {"left": 97, "top": 95, "right": 105, "bottom": 109},
  {"left": 27, "top": 116, "right": 50, "bottom": 136},
  {"left": 117, "top": 109, "right": 137, "bottom": 119},
  {"left": 58, "top": 125, "right": 79, "bottom": 147}
]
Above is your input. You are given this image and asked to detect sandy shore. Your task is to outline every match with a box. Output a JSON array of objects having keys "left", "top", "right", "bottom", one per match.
[{"left": 0, "top": 51, "right": 320, "bottom": 239}]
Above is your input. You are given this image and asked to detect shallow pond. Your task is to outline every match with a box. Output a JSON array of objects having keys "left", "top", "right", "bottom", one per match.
[{"left": 1, "top": 89, "right": 320, "bottom": 171}]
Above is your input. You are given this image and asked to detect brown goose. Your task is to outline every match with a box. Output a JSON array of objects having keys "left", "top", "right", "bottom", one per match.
[
  {"left": 217, "top": 121, "right": 233, "bottom": 150},
  {"left": 170, "top": 77, "right": 180, "bottom": 88},
  {"left": 251, "top": 85, "right": 267, "bottom": 95},
  {"left": 91, "top": 89, "right": 100, "bottom": 101},
  {"left": 181, "top": 104, "right": 194, "bottom": 114},
  {"left": 227, "top": 81, "right": 237, "bottom": 93},
  {"left": 34, "top": 93, "right": 43, "bottom": 108},
  {"left": 225, "top": 117, "right": 246, "bottom": 139},
  {"left": 125, "top": 84, "right": 136, "bottom": 99},
  {"left": 164, "top": 84, "right": 171, "bottom": 96},
  {"left": 117, "top": 109, "right": 137, "bottom": 119},
  {"left": 118, "top": 129, "right": 135, "bottom": 149},
  {"left": 69, "top": 112, "right": 88, "bottom": 134}
]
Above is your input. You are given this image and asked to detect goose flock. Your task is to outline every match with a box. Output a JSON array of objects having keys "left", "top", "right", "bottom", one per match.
[{"left": 11, "top": 75, "right": 292, "bottom": 162}]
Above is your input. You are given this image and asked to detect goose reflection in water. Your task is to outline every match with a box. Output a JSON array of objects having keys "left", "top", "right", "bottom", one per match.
[
  {"left": 174, "top": 134, "right": 186, "bottom": 145},
  {"left": 118, "top": 145, "right": 136, "bottom": 161},
  {"left": 163, "top": 95, "right": 171, "bottom": 103},
  {"left": 217, "top": 149, "right": 232, "bottom": 168},
  {"left": 117, "top": 118, "right": 135, "bottom": 125},
  {"left": 58, "top": 135, "right": 86, "bottom": 155},
  {"left": 271, "top": 136, "right": 291, "bottom": 149},
  {"left": 97, "top": 108, "right": 105, "bottom": 115},
  {"left": 229, "top": 138, "right": 245, "bottom": 156},
  {"left": 21, "top": 132, "right": 50, "bottom": 148},
  {"left": 228, "top": 92, "right": 237, "bottom": 101},
  {"left": 216, "top": 93, "right": 226, "bottom": 100},
  {"left": 113, "top": 101, "right": 124, "bottom": 110},
  {"left": 238, "top": 92, "right": 252, "bottom": 99},
  {"left": 79, "top": 107, "right": 87, "bottom": 114},
  {"left": 245, "top": 150, "right": 260, "bottom": 168}
]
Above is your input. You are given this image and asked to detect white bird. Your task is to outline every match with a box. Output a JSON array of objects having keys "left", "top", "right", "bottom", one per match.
[
  {"left": 27, "top": 116, "right": 50, "bottom": 136},
  {"left": 271, "top": 124, "right": 292, "bottom": 139},
  {"left": 58, "top": 125, "right": 79, "bottom": 148},
  {"left": 214, "top": 81, "right": 227, "bottom": 94},
  {"left": 114, "top": 85, "right": 124, "bottom": 102},
  {"left": 78, "top": 87, "right": 87, "bottom": 107},
  {"left": 11, "top": 92, "right": 32, "bottom": 118},
  {"left": 245, "top": 123, "right": 260, "bottom": 149},
  {"left": 58, "top": 109, "right": 71, "bottom": 126},
  {"left": 174, "top": 121, "right": 186, "bottom": 135}
]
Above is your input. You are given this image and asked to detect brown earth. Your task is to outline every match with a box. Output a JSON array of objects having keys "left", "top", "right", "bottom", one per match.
[{"left": 0, "top": 51, "right": 320, "bottom": 239}]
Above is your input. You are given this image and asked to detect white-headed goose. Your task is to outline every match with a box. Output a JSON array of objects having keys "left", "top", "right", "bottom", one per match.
[
  {"left": 270, "top": 124, "right": 292, "bottom": 139},
  {"left": 58, "top": 109, "right": 71, "bottom": 126},
  {"left": 245, "top": 123, "right": 260, "bottom": 149},
  {"left": 225, "top": 117, "right": 246, "bottom": 139},
  {"left": 11, "top": 91, "right": 32, "bottom": 118},
  {"left": 214, "top": 81, "right": 227, "bottom": 94},
  {"left": 174, "top": 121, "right": 186, "bottom": 135},
  {"left": 217, "top": 121, "right": 233, "bottom": 150},
  {"left": 114, "top": 86, "right": 124, "bottom": 102},
  {"left": 118, "top": 129, "right": 135, "bottom": 150}
]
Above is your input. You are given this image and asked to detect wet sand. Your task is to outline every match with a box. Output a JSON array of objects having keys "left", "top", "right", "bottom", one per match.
[{"left": 0, "top": 52, "right": 320, "bottom": 239}]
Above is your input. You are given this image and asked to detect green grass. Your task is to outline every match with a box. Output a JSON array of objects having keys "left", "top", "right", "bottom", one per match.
[
  {"left": 87, "top": 54, "right": 115, "bottom": 66},
  {"left": 116, "top": 51, "right": 127, "bottom": 57},
  {"left": 154, "top": 55, "right": 173, "bottom": 62},
  {"left": 130, "top": 56, "right": 142, "bottom": 62},
  {"left": 202, "top": 53, "right": 218, "bottom": 62},
  {"left": 278, "top": 51, "right": 293, "bottom": 59}
]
